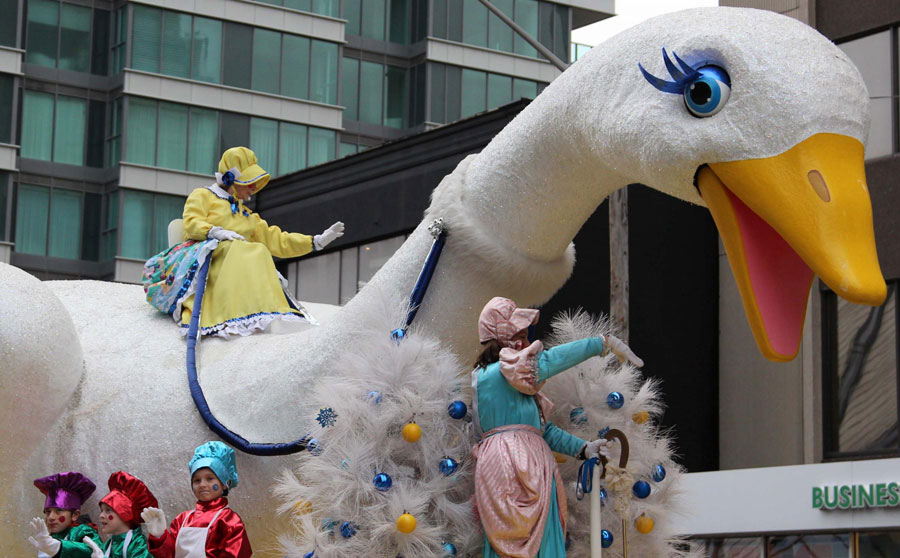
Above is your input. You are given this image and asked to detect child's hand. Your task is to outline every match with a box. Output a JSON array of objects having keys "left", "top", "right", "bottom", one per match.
[
  {"left": 83, "top": 536, "right": 104, "bottom": 558},
  {"left": 141, "top": 507, "right": 167, "bottom": 538},
  {"left": 27, "top": 517, "right": 60, "bottom": 556}
]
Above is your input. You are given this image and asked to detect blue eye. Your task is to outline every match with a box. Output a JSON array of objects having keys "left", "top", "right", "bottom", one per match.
[{"left": 683, "top": 66, "right": 730, "bottom": 117}]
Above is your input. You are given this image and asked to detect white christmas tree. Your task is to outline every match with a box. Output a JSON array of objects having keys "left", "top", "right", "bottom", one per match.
[{"left": 274, "top": 302, "right": 704, "bottom": 558}]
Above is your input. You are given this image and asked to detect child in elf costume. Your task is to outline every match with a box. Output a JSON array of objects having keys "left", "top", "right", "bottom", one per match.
[
  {"left": 27, "top": 472, "right": 102, "bottom": 558},
  {"left": 142, "top": 442, "right": 252, "bottom": 558},
  {"left": 82, "top": 472, "right": 159, "bottom": 558}
]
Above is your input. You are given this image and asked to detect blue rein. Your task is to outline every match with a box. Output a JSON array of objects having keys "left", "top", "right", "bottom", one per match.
[{"left": 186, "top": 253, "right": 310, "bottom": 456}]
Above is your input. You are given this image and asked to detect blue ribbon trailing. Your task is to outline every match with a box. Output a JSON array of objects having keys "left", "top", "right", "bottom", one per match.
[
  {"left": 576, "top": 457, "right": 601, "bottom": 501},
  {"left": 186, "top": 256, "right": 310, "bottom": 455}
]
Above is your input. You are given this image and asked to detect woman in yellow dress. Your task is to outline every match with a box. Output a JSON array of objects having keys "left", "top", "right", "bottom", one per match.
[{"left": 142, "top": 147, "right": 344, "bottom": 337}]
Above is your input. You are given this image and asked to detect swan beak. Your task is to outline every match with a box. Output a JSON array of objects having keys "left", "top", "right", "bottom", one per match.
[{"left": 698, "top": 133, "right": 887, "bottom": 362}]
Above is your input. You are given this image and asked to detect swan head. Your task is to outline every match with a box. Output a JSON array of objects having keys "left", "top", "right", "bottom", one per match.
[{"left": 564, "top": 7, "right": 886, "bottom": 361}]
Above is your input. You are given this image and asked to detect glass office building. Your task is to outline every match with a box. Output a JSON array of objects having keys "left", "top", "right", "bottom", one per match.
[{"left": 0, "top": 0, "right": 610, "bottom": 281}]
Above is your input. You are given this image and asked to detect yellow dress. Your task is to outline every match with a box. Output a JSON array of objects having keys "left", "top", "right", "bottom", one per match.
[{"left": 179, "top": 185, "right": 314, "bottom": 336}]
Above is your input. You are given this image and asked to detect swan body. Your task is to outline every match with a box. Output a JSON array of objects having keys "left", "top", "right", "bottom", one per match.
[{"left": 0, "top": 7, "right": 885, "bottom": 555}]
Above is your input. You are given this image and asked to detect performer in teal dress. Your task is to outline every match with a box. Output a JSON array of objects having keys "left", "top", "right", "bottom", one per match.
[
  {"left": 471, "top": 297, "right": 643, "bottom": 558},
  {"left": 27, "top": 472, "right": 102, "bottom": 558}
]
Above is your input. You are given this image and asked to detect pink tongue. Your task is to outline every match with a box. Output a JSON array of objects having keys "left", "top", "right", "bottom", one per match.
[{"left": 728, "top": 189, "right": 813, "bottom": 356}]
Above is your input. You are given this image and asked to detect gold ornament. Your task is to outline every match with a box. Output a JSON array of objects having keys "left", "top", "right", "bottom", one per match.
[
  {"left": 402, "top": 422, "right": 422, "bottom": 442},
  {"left": 397, "top": 512, "right": 417, "bottom": 533},
  {"left": 292, "top": 500, "right": 312, "bottom": 515},
  {"left": 632, "top": 410, "right": 650, "bottom": 424},
  {"left": 636, "top": 513, "right": 654, "bottom": 534}
]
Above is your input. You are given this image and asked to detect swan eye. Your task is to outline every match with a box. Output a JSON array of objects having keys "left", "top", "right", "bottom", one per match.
[{"left": 683, "top": 66, "right": 730, "bottom": 117}]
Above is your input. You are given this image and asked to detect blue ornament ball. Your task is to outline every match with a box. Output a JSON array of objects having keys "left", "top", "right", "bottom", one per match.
[
  {"left": 569, "top": 406, "right": 588, "bottom": 425},
  {"left": 633, "top": 480, "right": 651, "bottom": 499},
  {"left": 607, "top": 391, "right": 625, "bottom": 409},
  {"left": 448, "top": 400, "right": 468, "bottom": 419},
  {"left": 439, "top": 457, "right": 459, "bottom": 476},
  {"left": 374, "top": 473, "right": 393, "bottom": 491},
  {"left": 601, "top": 530, "right": 614, "bottom": 548},
  {"left": 307, "top": 438, "right": 321, "bottom": 455},
  {"left": 340, "top": 521, "right": 357, "bottom": 538},
  {"left": 304, "top": 552, "right": 314, "bottom": 558},
  {"left": 366, "top": 391, "right": 383, "bottom": 404},
  {"left": 442, "top": 542, "right": 458, "bottom": 556},
  {"left": 599, "top": 487, "right": 608, "bottom": 507},
  {"left": 652, "top": 464, "right": 667, "bottom": 482}
]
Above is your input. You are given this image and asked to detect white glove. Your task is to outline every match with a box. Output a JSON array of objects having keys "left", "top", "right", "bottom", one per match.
[
  {"left": 603, "top": 334, "right": 644, "bottom": 367},
  {"left": 584, "top": 438, "right": 614, "bottom": 460},
  {"left": 313, "top": 221, "right": 345, "bottom": 250},
  {"left": 141, "top": 507, "right": 167, "bottom": 538},
  {"left": 207, "top": 226, "right": 245, "bottom": 242},
  {"left": 27, "top": 517, "right": 60, "bottom": 556},
  {"left": 83, "top": 536, "right": 104, "bottom": 558}
]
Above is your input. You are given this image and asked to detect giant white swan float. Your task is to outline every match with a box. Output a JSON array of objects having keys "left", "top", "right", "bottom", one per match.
[{"left": 0, "top": 7, "right": 886, "bottom": 555}]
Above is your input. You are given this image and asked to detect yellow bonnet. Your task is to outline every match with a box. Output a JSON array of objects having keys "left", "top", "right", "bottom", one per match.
[{"left": 217, "top": 146, "right": 270, "bottom": 193}]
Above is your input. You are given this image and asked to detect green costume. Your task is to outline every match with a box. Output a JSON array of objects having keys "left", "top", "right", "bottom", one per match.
[
  {"left": 51, "top": 524, "right": 102, "bottom": 558},
  {"left": 101, "top": 528, "right": 151, "bottom": 558}
]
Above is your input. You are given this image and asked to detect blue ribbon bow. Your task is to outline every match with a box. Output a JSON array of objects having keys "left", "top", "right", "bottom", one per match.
[
  {"left": 227, "top": 196, "right": 239, "bottom": 215},
  {"left": 222, "top": 170, "right": 235, "bottom": 187}
]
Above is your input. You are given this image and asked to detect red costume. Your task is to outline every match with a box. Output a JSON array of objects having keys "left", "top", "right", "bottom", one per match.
[{"left": 148, "top": 498, "right": 251, "bottom": 558}]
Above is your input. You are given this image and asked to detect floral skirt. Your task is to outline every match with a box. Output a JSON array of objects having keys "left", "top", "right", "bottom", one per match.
[{"left": 143, "top": 239, "right": 315, "bottom": 338}]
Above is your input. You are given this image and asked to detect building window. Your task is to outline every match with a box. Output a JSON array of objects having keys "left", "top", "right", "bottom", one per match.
[
  {"left": 13, "top": 183, "right": 100, "bottom": 260},
  {"left": 106, "top": 97, "right": 122, "bottom": 167},
  {"left": 25, "top": 0, "right": 110, "bottom": 75},
  {"left": 21, "top": 90, "right": 103, "bottom": 167},
  {"left": 429, "top": 62, "right": 542, "bottom": 124},
  {"left": 257, "top": 0, "right": 339, "bottom": 18},
  {"left": 342, "top": 57, "right": 410, "bottom": 129},
  {"left": 571, "top": 42, "right": 592, "bottom": 62},
  {"left": 122, "top": 98, "right": 338, "bottom": 175},
  {"left": 0, "top": 0, "right": 17, "bottom": 48},
  {"left": 695, "top": 536, "right": 763, "bottom": 557},
  {"left": 130, "top": 6, "right": 338, "bottom": 103},
  {"left": 0, "top": 75, "right": 12, "bottom": 144},
  {"left": 289, "top": 234, "right": 406, "bottom": 305},
  {"left": 822, "top": 283, "right": 899, "bottom": 458},
  {"left": 102, "top": 191, "right": 118, "bottom": 260},
  {"left": 769, "top": 534, "right": 851, "bottom": 557},
  {"left": 120, "top": 190, "right": 184, "bottom": 259},
  {"left": 839, "top": 29, "right": 897, "bottom": 159},
  {"left": 432, "top": 0, "right": 568, "bottom": 62},
  {"left": 111, "top": 5, "right": 127, "bottom": 74}
]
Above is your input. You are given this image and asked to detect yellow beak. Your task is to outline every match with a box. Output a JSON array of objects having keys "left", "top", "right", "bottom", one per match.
[{"left": 698, "top": 133, "right": 886, "bottom": 361}]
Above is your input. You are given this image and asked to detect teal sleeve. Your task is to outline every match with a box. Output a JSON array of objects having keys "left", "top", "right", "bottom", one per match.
[
  {"left": 127, "top": 532, "right": 152, "bottom": 558},
  {"left": 542, "top": 422, "right": 587, "bottom": 457},
  {"left": 536, "top": 337, "right": 605, "bottom": 382},
  {"left": 57, "top": 525, "right": 100, "bottom": 558}
]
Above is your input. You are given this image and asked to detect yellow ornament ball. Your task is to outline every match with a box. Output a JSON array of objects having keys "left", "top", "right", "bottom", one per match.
[
  {"left": 292, "top": 500, "right": 312, "bottom": 515},
  {"left": 402, "top": 422, "right": 422, "bottom": 442},
  {"left": 397, "top": 513, "right": 417, "bottom": 533},
  {"left": 632, "top": 410, "right": 650, "bottom": 424},
  {"left": 636, "top": 513, "right": 655, "bottom": 534}
]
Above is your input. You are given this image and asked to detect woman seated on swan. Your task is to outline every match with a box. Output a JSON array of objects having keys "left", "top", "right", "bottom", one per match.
[{"left": 142, "top": 146, "right": 344, "bottom": 337}]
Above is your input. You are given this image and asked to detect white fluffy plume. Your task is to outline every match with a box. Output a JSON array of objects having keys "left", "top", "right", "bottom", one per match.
[{"left": 275, "top": 299, "right": 702, "bottom": 557}]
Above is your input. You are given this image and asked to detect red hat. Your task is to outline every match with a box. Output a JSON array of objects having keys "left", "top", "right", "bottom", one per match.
[{"left": 99, "top": 472, "right": 158, "bottom": 528}]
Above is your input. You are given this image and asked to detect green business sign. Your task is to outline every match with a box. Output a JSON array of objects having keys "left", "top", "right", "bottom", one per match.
[{"left": 813, "top": 483, "right": 900, "bottom": 510}]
